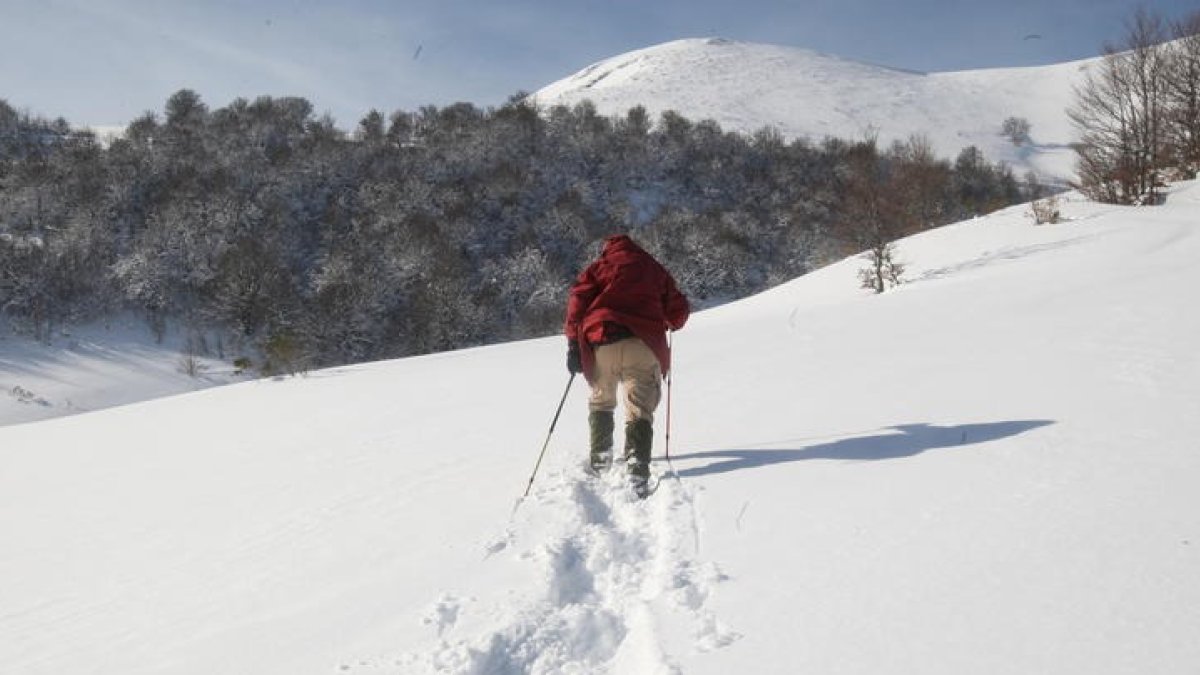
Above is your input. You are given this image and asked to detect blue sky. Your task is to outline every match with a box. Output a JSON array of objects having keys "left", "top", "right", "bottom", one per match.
[{"left": 2, "top": 0, "right": 1196, "bottom": 129}]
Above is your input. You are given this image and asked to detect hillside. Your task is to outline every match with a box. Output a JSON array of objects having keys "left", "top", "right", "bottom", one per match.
[
  {"left": 2, "top": 182, "right": 1198, "bottom": 673},
  {"left": 2, "top": 38, "right": 1083, "bottom": 412},
  {"left": 533, "top": 38, "right": 1091, "bottom": 182},
  {"left": 0, "top": 318, "right": 241, "bottom": 427}
]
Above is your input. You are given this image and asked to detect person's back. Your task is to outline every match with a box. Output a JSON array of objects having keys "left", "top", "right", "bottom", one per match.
[{"left": 565, "top": 235, "right": 689, "bottom": 496}]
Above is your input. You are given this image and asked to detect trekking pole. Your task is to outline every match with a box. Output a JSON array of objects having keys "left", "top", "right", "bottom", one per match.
[
  {"left": 521, "top": 372, "right": 576, "bottom": 499},
  {"left": 665, "top": 331, "right": 675, "bottom": 464}
]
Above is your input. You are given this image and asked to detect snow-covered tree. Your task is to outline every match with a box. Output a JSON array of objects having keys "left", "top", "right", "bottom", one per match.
[{"left": 1001, "top": 117, "right": 1032, "bottom": 146}]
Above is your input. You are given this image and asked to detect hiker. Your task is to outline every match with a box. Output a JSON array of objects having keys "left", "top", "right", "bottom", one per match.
[{"left": 564, "top": 234, "right": 690, "bottom": 495}]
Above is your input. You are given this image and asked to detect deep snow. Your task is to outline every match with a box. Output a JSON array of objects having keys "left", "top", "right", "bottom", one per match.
[{"left": 2, "top": 182, "right": 1198, "bottom": 674}]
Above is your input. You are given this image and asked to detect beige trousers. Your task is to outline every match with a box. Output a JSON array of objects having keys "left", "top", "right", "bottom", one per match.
[{"left": 588, "top": 337, "right": 662, "bottom": 423}]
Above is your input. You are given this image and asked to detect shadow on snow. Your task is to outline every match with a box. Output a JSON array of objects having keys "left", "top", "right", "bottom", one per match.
[{"left": 671, "top": 420, "right": 1054, "bottom": 478}]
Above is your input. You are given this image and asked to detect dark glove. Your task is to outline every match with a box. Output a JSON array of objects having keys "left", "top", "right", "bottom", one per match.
[{"left": 566, "top": 341, "right": 582, "bottom": 374}]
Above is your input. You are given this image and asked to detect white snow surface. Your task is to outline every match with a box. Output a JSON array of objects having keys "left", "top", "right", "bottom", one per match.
[
  {"left": 3, "top": 183, "right": 1200, "bottom": 673},
  {"left": 533, "top": 38, "right": 1093, "bottom": 182},
  {"left": 0, "top": 317, "right": 242, "bottom": 428}
]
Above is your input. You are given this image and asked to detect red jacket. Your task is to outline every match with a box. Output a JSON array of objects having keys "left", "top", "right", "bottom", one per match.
[{"left": 565, "top": 235, "right": 690, "bottom": 383}]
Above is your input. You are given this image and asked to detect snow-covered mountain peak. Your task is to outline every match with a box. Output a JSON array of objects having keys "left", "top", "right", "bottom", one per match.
[
  {"left": 540, "top": 37, "right": 924, "bottom": 101},
  {"left": 533, "top": 37, "right": 1097, "bottom": 181}
]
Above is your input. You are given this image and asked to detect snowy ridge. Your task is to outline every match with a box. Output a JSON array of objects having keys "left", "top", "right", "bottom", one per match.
[{"left": 533, "top": 38, "right": 1094, "bottom": 181}]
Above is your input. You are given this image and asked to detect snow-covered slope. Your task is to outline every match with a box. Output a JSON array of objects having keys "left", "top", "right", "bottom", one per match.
[
  {"left": 0, "top": 317, "right": 241, "bottom": 427},
  {"left": 2, "top": 184, "right": 1199, "bottom": 674},
  {"left": 533, "top": 38, "right": 1092, "bottom": 181}
]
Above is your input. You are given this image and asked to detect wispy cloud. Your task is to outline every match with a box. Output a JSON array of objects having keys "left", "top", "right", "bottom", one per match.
[{"left": 61, "top": 0, "right": 326, "bottom": 92}]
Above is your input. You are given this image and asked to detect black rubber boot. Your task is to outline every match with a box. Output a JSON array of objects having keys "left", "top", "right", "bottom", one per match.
[
  {"left": 589, "top": 411, "right": 615, "bottom": 474},
  {"left": 624, "top": 418, "right": 653, "bottom": 497}
]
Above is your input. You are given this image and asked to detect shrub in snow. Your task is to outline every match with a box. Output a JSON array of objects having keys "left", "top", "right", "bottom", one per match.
[
  {"left": 263, "top": 332, "right": 310, "bottom": 376},
  {"left": 1029, "top": 195, "right": 1062, "bottom": 225},
  {"left": 9, "top": 385, "right": 50, "bottom": 406},
  {"left": 1001, "top": 117, "right": 1032, "bottom": 146},
  {"left": 858, "top": 242, "right": 905, "bottom": 294},
  {"left": 177, "top": 351, "right": 207, "bottom": 378}
]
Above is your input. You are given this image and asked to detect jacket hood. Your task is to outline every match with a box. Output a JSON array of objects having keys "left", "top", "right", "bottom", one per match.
[{"left": 602, "top": 234, "right": 639, "bottom": 254}]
